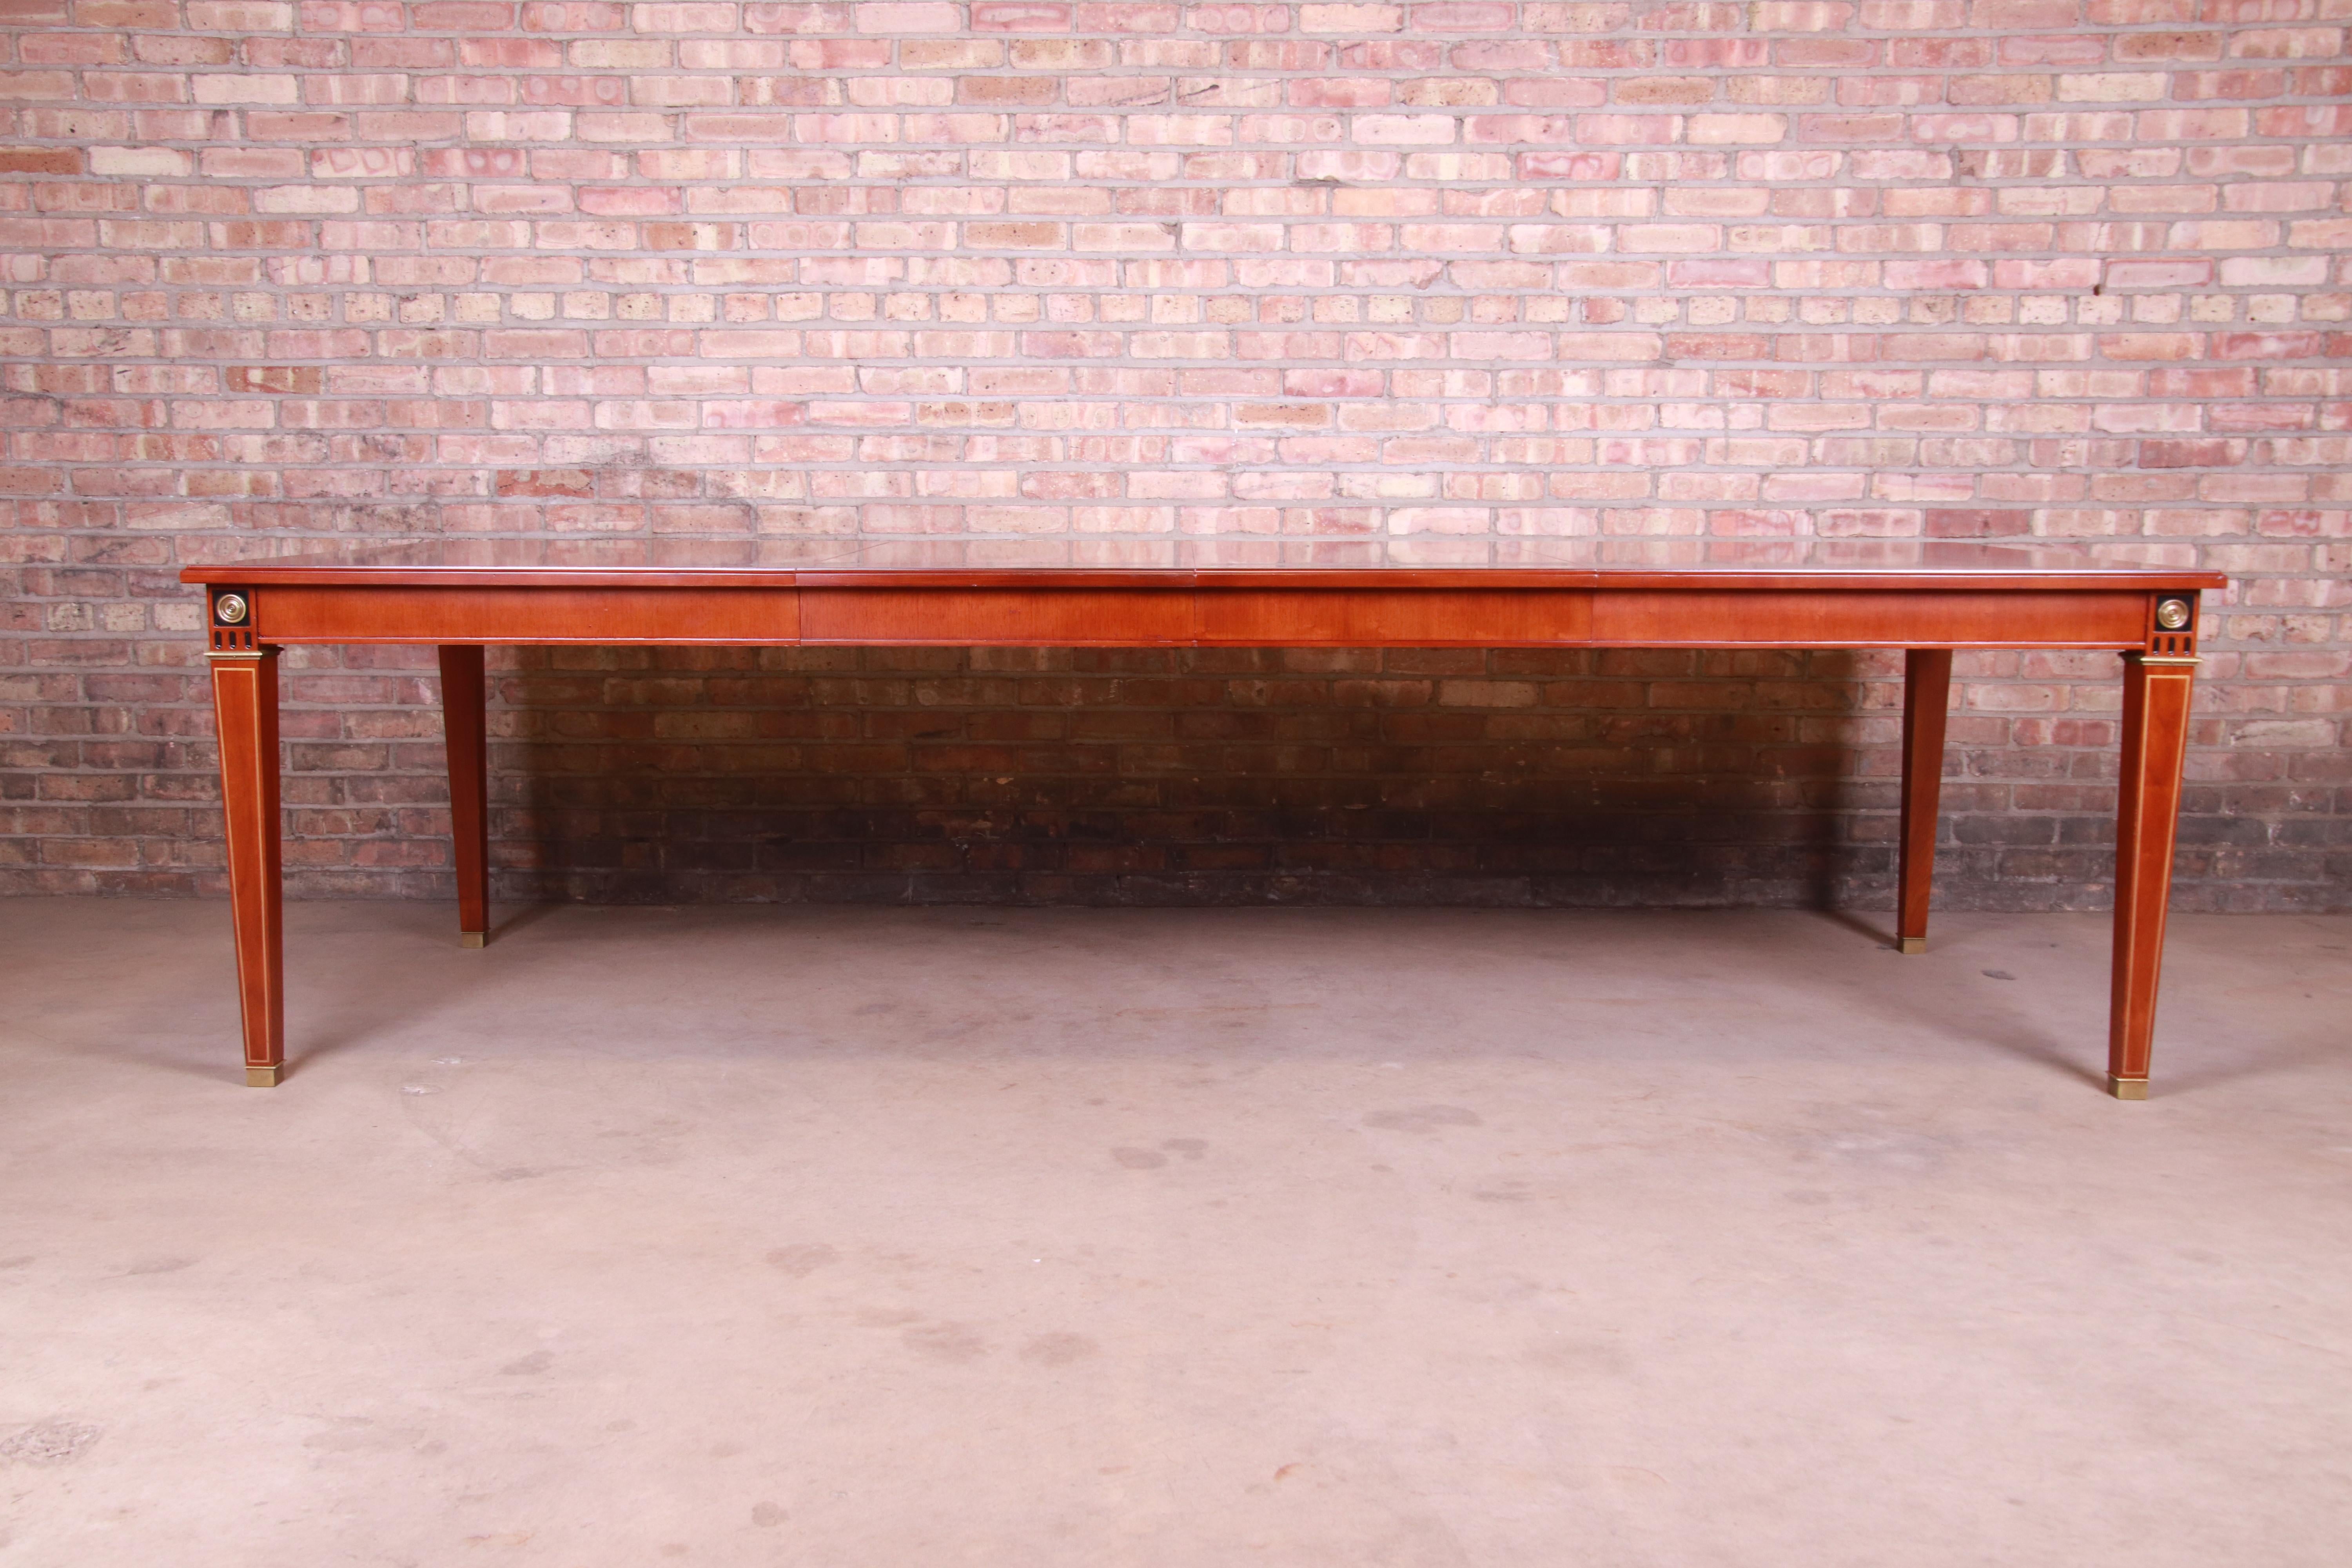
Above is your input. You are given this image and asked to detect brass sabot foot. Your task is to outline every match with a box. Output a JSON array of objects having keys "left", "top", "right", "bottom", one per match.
[
  {"left": 2107, "top": 1075, "right": 2149, "bottom": 1101},
  {"left": 459, "top": 931, "right": 486, "bottom": 949},
  {"left": 1897, "top": 936, "right": 1927, "bottom": 955},
  {"left": 246, "top": 1065, "right": 283, "bottom": 1088}
]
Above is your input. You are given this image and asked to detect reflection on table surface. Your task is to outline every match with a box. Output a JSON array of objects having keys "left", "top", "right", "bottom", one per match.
[{"left": 186, "top": 534, "right": 2216, "bottom": 578}]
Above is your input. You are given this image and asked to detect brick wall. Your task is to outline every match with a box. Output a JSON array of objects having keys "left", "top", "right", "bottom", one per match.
[{"left": 1, "top": 0, "right": 2347, "bottom": 910}]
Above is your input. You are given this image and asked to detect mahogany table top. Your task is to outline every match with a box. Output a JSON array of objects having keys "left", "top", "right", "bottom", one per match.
[{"left": 181, "top": 538, "right": 2227, "bottom": 595}]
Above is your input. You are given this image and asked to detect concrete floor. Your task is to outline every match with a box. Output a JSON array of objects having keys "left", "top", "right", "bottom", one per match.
[{"left": 1, "top": 901, "right": 2347, "bottom": 1567}]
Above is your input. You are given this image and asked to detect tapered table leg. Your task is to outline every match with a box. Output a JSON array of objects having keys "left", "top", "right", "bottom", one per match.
[
  {"left": 438, "top": 645, "right": 490, "bottom": 948},
  {"left": 1896, "top": 648, "right": 1953, "bottom": 955},
  {"left": 2108, "top": 653, "right": 2200, "bottom": 1099},
  {"left": 209, "top": 648, "right": 284, "bottom": 1086}
]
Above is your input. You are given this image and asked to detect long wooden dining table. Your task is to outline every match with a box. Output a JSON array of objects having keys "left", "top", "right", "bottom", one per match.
[{"left": 183, "top": 537, "right": 2224, "bottom": 1097}]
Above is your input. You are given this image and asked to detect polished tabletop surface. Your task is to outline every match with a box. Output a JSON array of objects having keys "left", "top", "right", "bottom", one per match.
[{"left": 182, "top": 537, "right": 2225, "bottom": 591}]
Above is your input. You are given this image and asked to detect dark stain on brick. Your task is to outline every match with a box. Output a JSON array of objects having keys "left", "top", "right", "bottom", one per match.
[{"left": 0, "top": 147, "right": 82, "bottom": 174}]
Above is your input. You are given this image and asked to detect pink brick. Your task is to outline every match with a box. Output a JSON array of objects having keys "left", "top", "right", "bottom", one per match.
[
  {"left": 742, "top": 2, "right": 853, "bottom": 25},
  {"left": 633, "top": 2, "right": 740, "bottom": 25},
  {"left": 1576, "top": 114, "right": 1682, "bottom": 144},
  {"left": 1751, "top": 2, "right": 1855, "bottom": 27},
  {"left": 855, "top": 1, "right": 959, "bottom": 27},
  {"left": 974, "top": 1, "right": 1071, "bottom": 24},
  {"left": 1409, "top": 2, "right": 1515, "bottom": 27},
  {"left": 414, "top": 0, "right": 518, "bottom": 21},
  {"left": 1301, "top": 4, "right": 1403, "bottom": 29}
]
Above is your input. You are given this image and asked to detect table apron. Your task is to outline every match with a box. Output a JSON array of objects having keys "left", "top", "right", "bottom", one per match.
[
  {"left": 250, "top": 583, "right": 2158, "bottom": 650},
  {"left": 257, "top": 584, "right": 804, "bottom": 644},
  {"left": 1586, "top": 588, "right": 2148, "bottom": 648},
  {"left": 800, "top": 586, "right": 1192, "bottom": 644}
]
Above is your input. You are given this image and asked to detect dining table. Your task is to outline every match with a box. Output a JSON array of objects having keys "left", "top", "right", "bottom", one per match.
[{"left": 182, "top": 536, "right": 2223, "bottom": 1097}]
